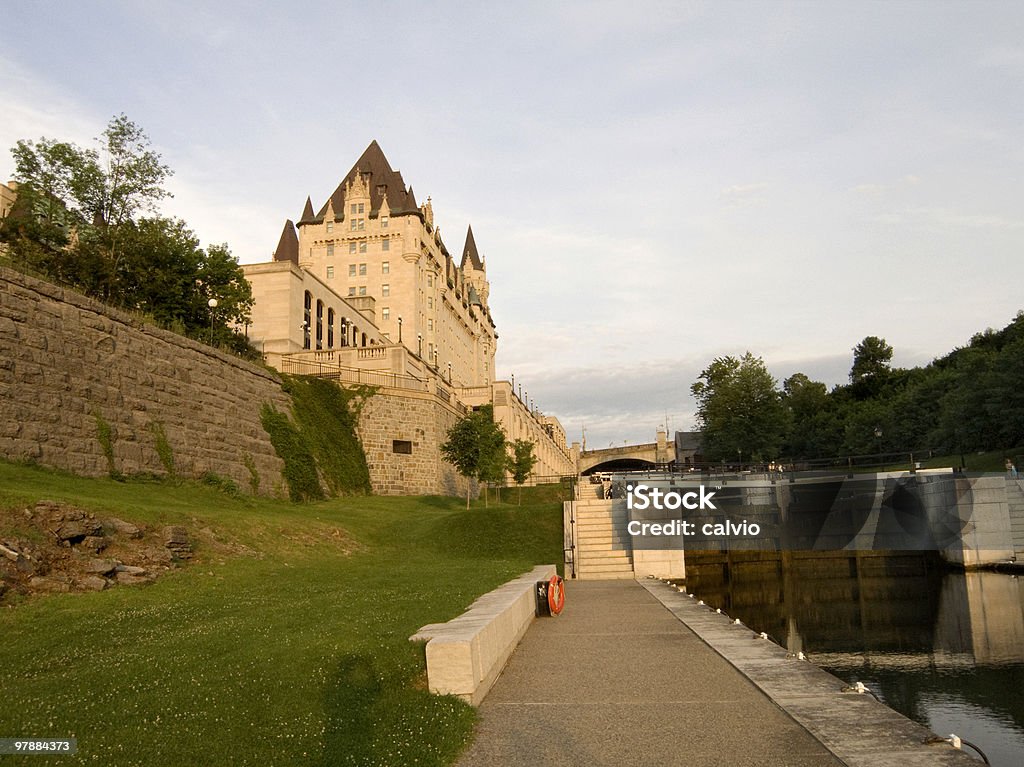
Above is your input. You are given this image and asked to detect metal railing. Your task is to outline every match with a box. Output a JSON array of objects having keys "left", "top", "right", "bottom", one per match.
[{"left": 280, "top": 357, "right": 428, "bottom": 392}]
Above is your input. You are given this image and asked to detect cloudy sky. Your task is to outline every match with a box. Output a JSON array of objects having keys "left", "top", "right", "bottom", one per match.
[{"left": 2, "top": 2, "right": 1022, "bottom": 448}]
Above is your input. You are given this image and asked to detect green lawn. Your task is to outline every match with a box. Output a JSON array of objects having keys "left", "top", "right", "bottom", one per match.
[
  {"left": 866, "top": 448, "right": 1023, "bottom": 474},
  {"left": 0, "top": 461, "right": 567, "bottom": 766}
]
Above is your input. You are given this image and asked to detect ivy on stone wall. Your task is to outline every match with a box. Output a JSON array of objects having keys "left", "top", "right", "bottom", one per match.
[
  {"left": 92, "top": 410, "right": 120, "bottom": 479},
  {"left": 260, "top": 404, "right": 323, "bottom": 502},
  {"left": 150, "top": 421, "right": 175, "bottom": 477},
  {"left": 260, "top": 376, "right": 374, "bottom": 502}
]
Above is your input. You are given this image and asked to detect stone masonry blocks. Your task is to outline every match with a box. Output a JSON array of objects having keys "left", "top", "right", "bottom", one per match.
[{"left": 0, "top": 268, "right": 288, "bottom": 493}]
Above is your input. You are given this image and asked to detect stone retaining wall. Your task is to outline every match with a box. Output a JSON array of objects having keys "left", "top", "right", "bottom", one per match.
[
  {"left": 0, "top": 267, "right": 289, "bottom": 493},
  {"left": 357, "top": 387, "right": 472, "bottom": 497}
]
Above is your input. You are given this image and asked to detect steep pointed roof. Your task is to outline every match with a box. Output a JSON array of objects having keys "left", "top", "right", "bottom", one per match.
[
  {"left": 273, "top": 220, "right": 299, "bottom": 264},
  {"left": 312, "top": 140, "right": 421, "bottom": 223},
  {"left": 460, "top": 225, "right": 484, "bottom": 270},
  {"left": 298, "top": 197, "right": 315, "bottom": 224}
]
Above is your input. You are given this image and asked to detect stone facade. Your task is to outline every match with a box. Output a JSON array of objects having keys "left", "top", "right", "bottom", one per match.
[
  {"left": 244, "top": 140, "right": 576, "bottom": 484},
  {"left": 243, "top": 259, "right": 386, "bottom": 364},
  {"left": 0, "top": 181, "right": 15, "bottom": 220},
  {"left": 245, "top": 141, "right": 496, "bottom": 388},
  {"left": 357, "top": 386, "right": 472, "bottom": 497},
  {"left": 0, "top": 181, "right": 16, "bottom": 258},
  {"left": 460, "top": 381, "right": 576, "bottom": 480},
  {"left": 0, "top": 267, "right": 289, "bottom": 492}
]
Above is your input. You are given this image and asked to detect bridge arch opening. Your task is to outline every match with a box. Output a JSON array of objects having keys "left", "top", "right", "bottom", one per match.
[{"left": 581, "top": 458, "right": 656, "bottom": 476}]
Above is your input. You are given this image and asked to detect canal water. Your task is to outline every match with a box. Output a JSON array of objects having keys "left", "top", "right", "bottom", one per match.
[{"left": 682, "top": 552, "right": 1024, "bottom": 767}]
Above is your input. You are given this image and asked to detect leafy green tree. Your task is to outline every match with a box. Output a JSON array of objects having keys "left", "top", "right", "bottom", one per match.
[
  {"left": 850, "top": 336, "right": 894, "bottom": 398},
  {"left": 440, "top": 405, "right": 506, "bottom": 509},
  {"left": 691, "top": 352, "right": 787, "bottom": 463},
  {"left": 3, "top": 115, "right": 254, "bottom": 355},
  {"left": 507, "top": 439, "right": 538, "bottom": 505},
  {"left": 8, "top": 114, "right": 172, "bottom": 300},
  {"left": 782, "top": 373, "right": 840, "bottom": 459}
]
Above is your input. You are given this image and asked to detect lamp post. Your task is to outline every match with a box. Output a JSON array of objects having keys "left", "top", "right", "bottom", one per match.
[
  {"left": 447, "top": 362, "right": 452, "bottom": 383},
  {"left": 207, "top": 298, "right": 218, "bottom": 345},
  {"left": 340, "top": 316, "right": 348, "bottom": 347},
  {"left": 397, "top": 316, "right": 403, "bottom": 343},
  {"left": 417, "top": 333, "right": 422, "bottom": 358},
  {"left": 433, "top": 349, "right": 438, "bottom": 368},
  {"left": 874, "top": 427, "right": 883, "bottom": 462}
]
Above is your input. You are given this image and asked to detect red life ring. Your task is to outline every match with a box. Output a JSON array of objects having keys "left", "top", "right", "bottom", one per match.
[{"left": 547, "top": 575, "right": 565, "bottom": 616}]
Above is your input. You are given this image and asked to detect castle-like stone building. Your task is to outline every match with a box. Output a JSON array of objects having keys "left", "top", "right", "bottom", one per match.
[{"left": 243, "top": 142, "right": 576, "bottom": 492}]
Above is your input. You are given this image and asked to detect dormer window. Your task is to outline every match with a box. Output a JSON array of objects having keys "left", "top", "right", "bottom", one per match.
[
  {"left": 381, "top": 216, "right": 389, "bottom": 229},
  {"left": 377, "top": 184, "right": 387, "bottom": 197},
  {"left": 350, "top": 203, "right": 364, "bottom": 214}
]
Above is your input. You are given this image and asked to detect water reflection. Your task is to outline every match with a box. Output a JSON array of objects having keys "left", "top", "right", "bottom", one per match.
[{"left": 684, "top": 552, "right": 1024, "bottom": 767}]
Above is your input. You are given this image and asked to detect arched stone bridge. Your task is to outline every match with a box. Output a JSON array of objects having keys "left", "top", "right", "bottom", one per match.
[{"left": 579, "top": 433, "right": 675, "bottom": 475}]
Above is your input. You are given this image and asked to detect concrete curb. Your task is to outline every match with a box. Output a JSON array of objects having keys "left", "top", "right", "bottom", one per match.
[
  {"left": 639, "top": 578, "right": 983, "bottom": 766},
  {"left": 411, "top": 565, "right": 556, "bottom": 705}
]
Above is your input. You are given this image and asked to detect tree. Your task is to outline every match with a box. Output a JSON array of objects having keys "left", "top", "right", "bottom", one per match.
[
  {"left": 507, "top": 439, "right": 538, "bottom": 505},
  {"left": 782, "top": 373, "right": 839, "bottom": 459},
  {"left": 3, "top": 115, "right": 254, "bottom": 356},
  {"left": 9, "top": 114, "right": 172, "bottom": 301},
  {"left": 691, "top": 352, "right": 787, "bottom": 463},
  {"left": 440, "top": 405, "right": 506, "bottom": 509},
  {"left": 850, "top": 336, "right": 893, "bottom": 397}
]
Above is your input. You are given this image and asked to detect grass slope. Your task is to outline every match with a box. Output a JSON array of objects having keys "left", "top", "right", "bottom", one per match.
[{"left": 0, "top": 461, "right": 566, "bottom": 766}]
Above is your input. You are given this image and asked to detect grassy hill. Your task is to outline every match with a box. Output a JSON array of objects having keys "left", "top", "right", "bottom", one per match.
[{"left": 0, "top": 460, "right": 567, "bottom": 766}]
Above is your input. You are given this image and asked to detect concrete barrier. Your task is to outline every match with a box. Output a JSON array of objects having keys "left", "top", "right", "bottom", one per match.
[{"left": 410, "top": 564, "right": 556, "bottom": 705}]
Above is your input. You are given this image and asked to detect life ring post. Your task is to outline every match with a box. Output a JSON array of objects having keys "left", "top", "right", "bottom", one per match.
[{"left": 536, "top": 574, "right": 565, "bottom": 617}]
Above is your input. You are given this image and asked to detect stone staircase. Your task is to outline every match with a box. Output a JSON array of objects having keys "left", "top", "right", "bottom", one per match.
[
  {"left": 572, "top": 481, "right": 634, "bottom": 580},
  {"left": 1007, "top": 479, "right": 1024, "bottom": 560}
]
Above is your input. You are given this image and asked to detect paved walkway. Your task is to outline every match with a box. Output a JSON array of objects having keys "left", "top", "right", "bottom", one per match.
[{"left": 456, "top": 580, "right": 844, "bottom": 767}]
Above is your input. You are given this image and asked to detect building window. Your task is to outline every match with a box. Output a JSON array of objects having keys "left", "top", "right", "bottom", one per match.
[
  {"left": 303, "top": 291, "right": 312, "bottom": 350},
  {"left": 382, "top": 284, "right": 390, "bottom": 297},
  {"left": 350, "top": 203, "right": 364, "bottom": 214},
  {"left": 382, "top": 261, "right": 390, "bottom": 274},
  {"left": 359, "top": 263, "right": 367, "bottom": 276},
  {"left": 348, "top": 287, "right": 356, "bottom": 296},
  {"left": 359, "top": 241, "right": 367, "bottom": 254},
  {"left": 427, "top": 274, "right": 433, "bottom": 287},
  {"left": 351, "top": 218, "right": 364, "bottom": 231},
  {"left": 326, "top": 266, "right": 334, "bottom": 279},
  {"left": 428, "top": 297, "right": 433, "bottom": 309},
  {"left": 316, "top": 300, "right": 324, "bottom": 349},
  {"left": 349, "top": 242, "right": 357, "bottom": 254},
  {"left": 381, "top": 216, "right": 389, "bottom": 228},
  {"left": 349, "top": 264, "right": 356, "bottom": 277},
  {"left": 327, "top": 243, "right": 334, "bottom": 257},
  {"left": 381, "top": 239, "right": 390, "bottom": 252},
  {"left": 382, "top": 307, "right": 390, "bottom": 320},
  {"left": 358, "top": 286, "right": 367, "bottom": 296},
  {"left": 428, "top": 319, "right": 433, "bottom": 331},
  {"left": 326, "top": 222, "right": 333, "bottom": 233}
]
